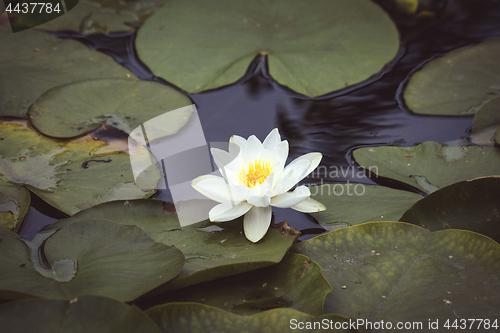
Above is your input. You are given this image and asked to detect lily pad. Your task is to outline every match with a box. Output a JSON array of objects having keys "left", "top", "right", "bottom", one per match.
[
  {"left": 291, "top": 222, "right": 500, "bottom": 323},
  {"left": 147, "top": 303, "right": 358, "bottom": 333},
  {"left": 35, "top": 0, "right": 169, "bottom": 33},
  {"left": 0, "top": 120, "right": 159, "bottom": 215},
  {"left": 29, "top": 79, "right": 191, "bottom": 138},
  {"left": 309, "top": 184, "right": 423, "bottom": 227},
  {"left": 0, "top": 27, "right": 135, "bottom": 118},
  {"left": 400, "top": 177, "right": 500, "bottom": 243},
  {"left": 471, "top": 97, "right": 500, "bottom": 145},
  {"left": 404, "top": 36, "right": 500, "bottom": 115},
  {"left": 0, "top": 219, "right": 185, "bottom": 301},
  {"left": 0, "top": 296, "right": 161, "bottom": 333},
  {"left": 45, "top": 199, "right": 296, "bottom": 292},
  {"left": 140, "top": 254, "right": 330, "bottom": 316},
  {"left": 0, "top": 181, "right": 30, "bottom": 231},
  {"left": 136, "top": 0, "right": 399, "bottom": 97},
  {"left": 353, "top": 141, "right": 500, "bottom": 193}
]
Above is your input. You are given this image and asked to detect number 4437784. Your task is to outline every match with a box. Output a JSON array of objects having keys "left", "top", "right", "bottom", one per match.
[
  {"left": 5, "top": 2, "right": 61, "bottom": 14},
  {"left": 444, "top": 319, "right": 498, "bottom": 330}
]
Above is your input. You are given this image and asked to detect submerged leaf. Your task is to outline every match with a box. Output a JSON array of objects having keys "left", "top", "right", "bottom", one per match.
[
  {"left": 0, "top": 120, "right": 159, "bottom": 215},
  {"left": 291, "top": 222, "right": 500, "bottom": 323},
  {"left": 136, "top": 0, "right": 399, "bottom": 97},
  {"left": 37, "top": 0, "right": 170, "bottom": 33},
  {"left": 0, "top": 181, "right": 30, "bottom": 231}
]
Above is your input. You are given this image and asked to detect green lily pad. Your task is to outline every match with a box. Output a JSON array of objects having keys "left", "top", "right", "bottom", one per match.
[
  {"left": 400, "top": 177, "right": 500, "bottom": 243},
  {"left": 0, "top": 27, "right": 135, "bottom": 118},
  {"left": 0, "top": 120, "right": 159, "bottom": 215},
  {"left": 291, "top": 222, "right": 500, "bottom": 323},
  {"left": 0, "top": 296, "right": 161, "bottom": 333},
  {"left": 0, "top": 181, "right": 30, "bottom": 231},
  {"left": 471, "top": 97, "right": 500, "bottom": 145},
  {"left": 136, "top": 0, "right": 399, "bottom": 97},
  {"left": 34, "top": 0, "right": 169, "bottom": 33},
  {"left": 353, "top": 141, "right": 500, "bottom": 193},
  {"left": 0, "top": 219, "right": 185, "bottom": 301},
  {"left": 140, "top": 254, "right": 330, "bottom": 316},
  {"left": 147, "top": 303, "right": 358, "bottom": 333},
  {"left": 309, "top": 184, "right": 423, "bottom": 228},
  {"left": 45, "top": 199, "right": 296, "bottom": 293},
  {"left": 404, "top": 36, "right": 500, "bottom": 115},
  {"left": 29, "top": 79, "right": 191, "bottom": 138}
]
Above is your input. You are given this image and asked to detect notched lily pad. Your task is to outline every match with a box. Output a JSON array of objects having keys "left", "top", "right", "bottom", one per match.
[
  {"left": 0, "top": 120, "right": 159, "bottom": 215},
  {"left": 136, "top": 0, "right": 399, "bottom": 97},
  {"left": 309, "top": 184, "right": 423, "bottom": 228},
  {"left": 146, "top": 303, "right": 359, "bottom": 333},
  {"left": 353, "top": 141, "right": 500, "bottom": 193},
  {"left": 45, "top": 199, "right": 297, "bottom": 293},
  {"left": 400, "top": 177, "right": 500, "bottom": 243},
  {"left": 0, "top": 296, "right": 161, "bottom": 333},
  {"left": 139, "top": 254, "right": 330, "bottom": 316},
  {"left": 0, "top": 27, "right": 135, "bottom": 118},
  {"left": 0, "top": 219, "right": 185, "bottom": 301},
  {"left": 0, "top": 181, "right": 30, "bottom": 231},
  {"left": 29, "top": 79, "right": 191, "bottom": 138},
  {"left": 291, "top": 222, "right": 500, "bottom": 323},
  {"left": 404, "top": 36, "right": 500, "bottom": 115}
]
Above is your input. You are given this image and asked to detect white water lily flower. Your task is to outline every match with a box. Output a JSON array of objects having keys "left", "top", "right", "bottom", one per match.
[{"left": 191, "top": 128, "right": 325, "bottom": 243}]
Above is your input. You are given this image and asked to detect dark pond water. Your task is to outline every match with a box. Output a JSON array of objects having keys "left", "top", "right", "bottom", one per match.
[{"left": 18, "top": 0, "right": 500, "bottom": 241}]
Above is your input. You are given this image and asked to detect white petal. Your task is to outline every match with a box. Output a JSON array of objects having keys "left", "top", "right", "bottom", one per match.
[
  {"left": 210, "top": 147, "right": 237, "bottom": 172},
  {"left": 247, "top": 192, "right": 271, "bottom": 207},
  {"left": 290, "top": 197, "right": 326, "bottom": 213},
  {"left": 229, "top": 183, "right": 249, "bottom": 201},
  {"left": 192, "top": 175, "right": 235, "bottom": 204},
  {"left": 227, "top": 141, "right": 241, "bottom": 157},
  {"left": 230, "top": 135, "right": 247, "bottom": 153},
  {"left": 209, "top": 201, "right": 253, "bottom": 221},
  {"left": 289, "top": 152, "right": 322, "bottom": 177},
  {"left": 222, "top": 153, "right": 245, "bottom": 175},
  {"left": 244, "top": 135, "right": 264, "bottom": 163},
  {"left": 273, "top": 153, "right": 322, "bottom": 194},
  {"left": 270, "top": 140, "right": 288, "bottom": 187},
  {"left": 257, "top": 172, "right": 275, "bottom": 196},
  {"left": 243, "top": 206, "right": 272, "bottom": 243},
  {"left": 272, "top": 159, "right": 311, "bottom": 195},
  {"left": 271, "top": 185, "right": 310, "bottom": 208},
  {"left": 262, "top": 128, "right": 281, "bottom": 151}
]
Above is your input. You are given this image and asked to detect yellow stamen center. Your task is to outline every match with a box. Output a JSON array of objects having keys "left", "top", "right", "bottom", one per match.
[{"left": 237, "top": 158, "right": 273, "bottom": 188}]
